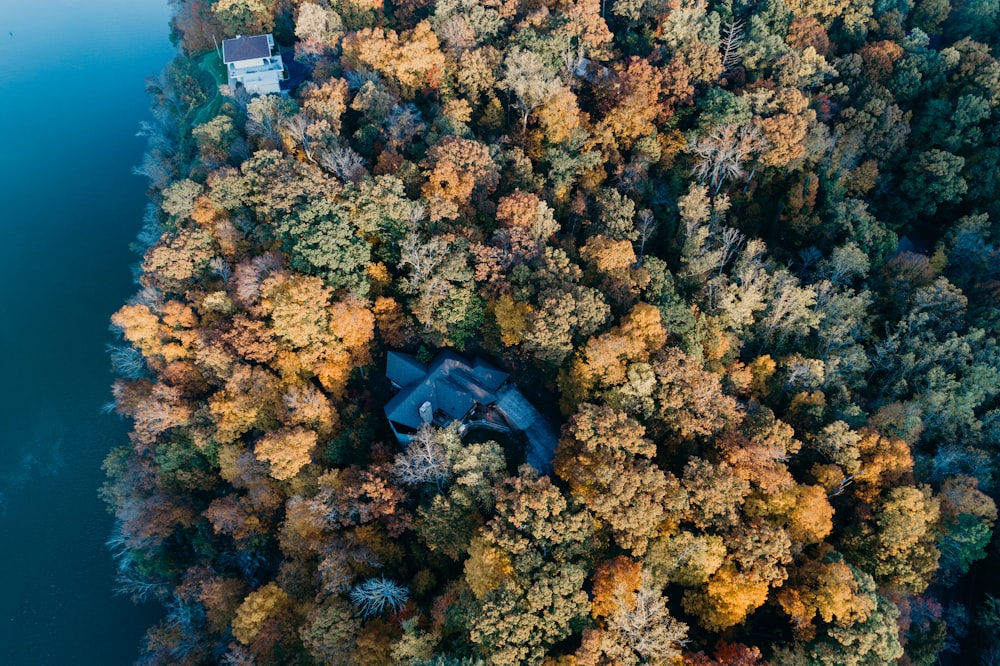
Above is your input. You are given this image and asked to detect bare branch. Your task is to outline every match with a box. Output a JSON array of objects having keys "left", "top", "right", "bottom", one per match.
[{"left": 720, "top": 21, "right": 744, "bottom": 72}]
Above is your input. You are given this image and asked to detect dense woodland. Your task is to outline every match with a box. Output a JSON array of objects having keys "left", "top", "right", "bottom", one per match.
[{"left": 104, "top": 0, "right": 1000, "bottom": 663}]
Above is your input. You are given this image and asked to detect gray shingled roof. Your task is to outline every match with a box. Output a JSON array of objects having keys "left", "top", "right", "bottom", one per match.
[
  {"left": 385, "top": 352, "right": 506, "bottom": 430},
  {"left": 496, "top": 387, "right": 557, "bottom": 474},
  {"left": 222, "top": 35, "right": 272, "bottom": 63},
  {"left": 472, "top": 358, "right": 509, "bottom": 391},
  {"left": 386, "top": 351, "right": 428, "bottom": 388},
  {"left": 385, "top": 379, "right": 435, "bottom": 429},
  {"left": 384, "top": 352, "right": 556, "bottom": 472}
]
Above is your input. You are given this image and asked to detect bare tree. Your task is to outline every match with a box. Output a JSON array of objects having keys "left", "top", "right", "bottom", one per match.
[
  {"left": 634, "top": 209, "right": 658, "bottom": 264},
  {"left": 798, "top": 246, "right": 823, "bottom": 273},
  {"left": 281, "top": 113, "right": 316, "bottom": 162},
  {"left": 756, "top": 268, "right": 818, "bottom": 352},
  {"left": 719, "top": 20, "right": 744, "bottom": 76},
  {"left": 689, "top": 123, "right": 767, "bottom": 195},
  {"left": 398, "top": 233, "right": 449, "bottom": 287},
  {"left": 502, "top": 48, "right": 561, "bottom": 132},
  {"left": 126, "top": 285, "right": 164, "bottom": 311},
  {"left": 606, "top": 573, "right": 689, "bottom": 664},
  {"left": 384, "top": 103, "right": 427, "bottom": 150},
  {"left": 209, "top": 256, "right": 232, "bottom": 283},
  {"left": 107, "top": 344, "right": 147, "bottom": 379},
  {"left": 108, "top": 528, "right": 168, "bottom": 603},
  {"left": 391, "top": 425, "right": 452, "bottom": 490},
  {"left": 350, "top": 576, "right": 409, "bottom": 618},
  {"left": 317, "top": 143, "right": 368, "bottom": 182},
  {"left": 133, "top": 151, "right": 172, "bottom": 190},
  {"left": 717, "top": 225, "right": 745, "bottom": 274},
  {"left": 246, "top": 95, "right": 292, "bottom": 147}
]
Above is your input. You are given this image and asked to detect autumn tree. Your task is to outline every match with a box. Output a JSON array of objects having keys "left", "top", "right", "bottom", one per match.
[
  {"left": 421, "top": 136, "right": 499, "bottom": 221},
  {"left": 469, "top": 468, "right": 594, "bottom": 665},
  {"left": 555, "top": 404, "right": 685, "bottom": 555},
  {"left": 502, "top": 47, "right": 562, "bottom": 132}
]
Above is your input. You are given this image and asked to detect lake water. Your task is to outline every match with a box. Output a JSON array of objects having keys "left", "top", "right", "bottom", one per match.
[{"left": 0, "top": 1, "right": 174, "bottom": 663}]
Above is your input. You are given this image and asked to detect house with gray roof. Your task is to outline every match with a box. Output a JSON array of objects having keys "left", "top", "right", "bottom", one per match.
[
  {"left": 384, "top": 351, "right": 556, "bottom": 473},
  {"left": 222, "top": 34, "right": 286, "bottom": 95}
]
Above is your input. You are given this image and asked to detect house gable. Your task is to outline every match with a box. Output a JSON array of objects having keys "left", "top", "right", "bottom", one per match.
[{"left": 386, "top": 351, "right": 429, "bottom": 388}]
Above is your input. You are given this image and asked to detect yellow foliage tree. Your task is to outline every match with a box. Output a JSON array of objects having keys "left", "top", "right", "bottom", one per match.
[
  {"left": 493, "top": 294, "right": 533, "bottom": 346},
  {"left": 464, "top": 535, "right": 514, "bottom": 600},
  {"left": 254, "top": 427, "right": 319, "bottom": 480},
  {"left": 232, "top": 582, "right": 291, "bottom": 645}
]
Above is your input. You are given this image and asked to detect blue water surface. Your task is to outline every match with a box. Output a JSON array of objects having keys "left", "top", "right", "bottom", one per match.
[{"left": 0, "top": 1, "right": 173, "bottom": 663}]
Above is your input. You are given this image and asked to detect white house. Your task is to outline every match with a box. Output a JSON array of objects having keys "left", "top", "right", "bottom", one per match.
[{"left": 222, "top": 34, "right": 285, "bottom": 95}]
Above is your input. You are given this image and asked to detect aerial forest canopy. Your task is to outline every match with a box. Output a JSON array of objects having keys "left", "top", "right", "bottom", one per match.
[{"left": 105, "top": 0, "right": 1000, "bottom": 663}]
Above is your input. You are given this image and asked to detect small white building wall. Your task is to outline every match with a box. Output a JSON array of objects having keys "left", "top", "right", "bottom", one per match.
[
  {"left": 243, "top": 78, "right": 282, "bottom": 95},
  {"left": 228, "top": 59, "right": 284, "bottom": 95},
  {"left": 232, "top": 57, "right": 268, "bottom": 69}
]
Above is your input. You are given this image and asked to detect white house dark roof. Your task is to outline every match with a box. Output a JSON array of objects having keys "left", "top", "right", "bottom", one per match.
[
  {"left": 222, "top": 35, "right": 272, "bottom": 63},
  {"left": 384, "top": 351, "right": 508, "bottom": 430}
]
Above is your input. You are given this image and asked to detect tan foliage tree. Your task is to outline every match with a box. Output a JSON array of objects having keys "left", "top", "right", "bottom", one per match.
[
  {"left": 683, "top": 642, "right": 767, "bottom": 665},
  {"left": 342, "top": 21, "right": 445, "bottom": 96},
  {"left": 646, "top": 530, "right": 727, "bottom": 587},
  {"left": 777, "top": 552, "right": 876, "bottom": 641},
  {"left": 111, "top": 304, "right": 165, "bottom": 357},
  {"left": 456, "top": 46, "right": 502, "bottom": 103},
  {"left": 852, "top": 428, "right": 914, "bottom": 503},
  {"left": 683, "top": 563, "right": 772, "bottom": 632},
  {"left": 300, "top": 596, "right": 360, "bottom": 665},
  {"left": 320, "top": 466, "right": 410, "bottom": 536},
  {"left": 254, "top": 427, "right": 318, "bottom": 480},
  {"left": 209, "top": 365, "right": 283, "bottom": 444},
  {"left": 651, "top": 348, "right": 742, "bottom": 440},
  {"left": 300, "top": 79, "right": 350, "bottom": 135},
  {"left": 493, "top": 294, "right": 533, "bottom": 346},
  {"left": 118, "top": 492, "right": 197, "bottom": 550},
  {"left": 280, "top": 382, "right": 338, "bottom": 438},
  {"left": 495, "top": 189, "right": 559, "bottom": 241},
  {"left": 421, "top": 136, "right": 499, "bottom": 220},
  {"left": 260, "top": 273, "right": 332, "bottom": 349},
  {"left": 683, "top": 523, "right": 792, "bottom": 631},
  {"left": 597, "top": 57, "right": 668, "bottom": 150},
  {"left": 465, "top": 535, "right": 515, "bottom": 600},
  {"left": 681, "top": 458, "right": 750, "bottom": 530},
  {"left": 536, "top": 87, "right": 585, "bottom": 145},
  {"left": 204, "top": 494, "right": 262, "bottom": 540},
  {"left": 199, "top": 575, "right": 246, "bottom": 634},
  {"left": 581, "top": 235, "right": 639, "bottom": 277},
  {"left": 372, "top": 296, "right": 410, "bottom": 347},
  {"left": 222, "top": 314, "right": 278, "bottom": 364},
  {"left": 872, "top": 485, "right": 942, "bottom": 593},
  {"left": 556, "top": 404, "right": 683, "bottom": 554},
  {"left": 142, "top": 228, "right": 216, "bottom": 292},
  {"left": 328, "top": 295, "right": 376, "bottom": 365},
  {"left": 113, "top": 381, "right": 194, "bottom": 444},
  {"left": 563, "top": 303, "right": 667, "bottom": 405},
  {"left": 562, "top": 0, "right": 613, "bottom": 61}
]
